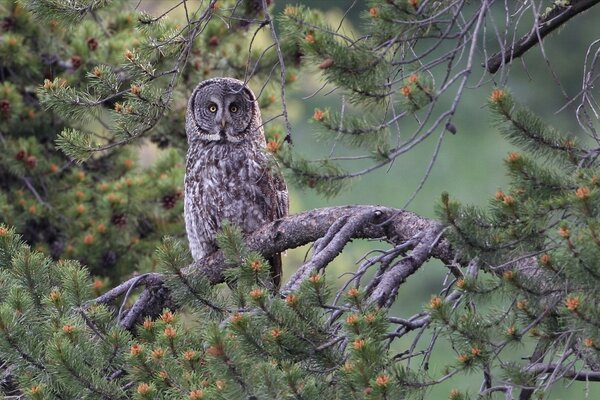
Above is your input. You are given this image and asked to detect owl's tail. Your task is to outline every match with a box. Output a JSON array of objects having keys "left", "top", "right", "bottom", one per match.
[{"left": 268, "top": 254, "right": 282, "bottom": 290}]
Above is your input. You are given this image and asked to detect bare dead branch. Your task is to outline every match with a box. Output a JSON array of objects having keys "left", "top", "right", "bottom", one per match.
[{"left": 485, "top": 0, "right": 600, "bottom": 73}]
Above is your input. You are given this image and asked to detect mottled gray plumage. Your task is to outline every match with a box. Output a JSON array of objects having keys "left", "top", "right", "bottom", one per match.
[{"left": 184, "top": 77, "right": 288, "bottom": 287}]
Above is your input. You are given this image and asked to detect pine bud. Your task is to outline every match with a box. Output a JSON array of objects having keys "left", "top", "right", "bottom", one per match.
[
  {"left": 208, "top": 35, "right": 219, "bottom": 46},
  {"left": 375, "top": 374, "right": 389, "bottom": 387},
  {"left": 539, "top": 254, "right": 551, "bottom": 266},
  {"left": 576, "top": 186, "right": 590, "bottom": 200},
  {"left": 92, "top": 67, "right": 103, "bottom": 77},
  {"left": 283, "top": 5, "right": 298, "bottom": 16},
  {"left": 92, "top": 277, "right": 104, "bottom": 291},
  {"left": 506, "top": 152, "right": 521, "bottom": 163},
  {"left": 429, "top": 296, "right": 443, "bottom": 309},
  {"left": 347, "top": 287, "right": 359, "bottom": 298},
  {"left": 161, "top": 311, "right": 174, "bottom": 323},
  {"left": 164, "top": 326, "right": 176, "bottom": 338},
  {"left": 49, "top": 289, "right": 61, "bottom": 302},
  {"left": 285, "top": 294, "right": 298, "bottom": 306},
  {"left": 130, "top": 84, "right": 141, "bottom": 96},
  {"left": 558, "top": 225, "right": 570, "bottom": 239},
  {"left": 369, "top": 7, "right": 379, "bottom": 17},
  {"left": 96, "top": 223, "right": 107, "bottom": 234},
  {"left": 249, "top": 288, "right": 265, "bottom": 300},
  {"left": 25, "top": 155, "right": 37, "bottom": 168},
  {"left": 305, "top": 32, "right": 315, "bottom": 44},
  {"left": 352, "top": 338, "right": 365, "bottom": 350},
  {"left": 502, "top": 195, "right": 515, "bottom": 206},
  {"left": 62, "top": 324, "right": 75, "bottom": 334},
  {"left": 319, "top": 58, "right": 334, "bottom": 69},
  {"left": 189, "top": 389, "right": 204, "bottom": 399},
  {"left": 183, "top": 350, "right": 197, "bottom": 361},
  {"left": 490, "top": 88, "right": 505, "bottom": 103},
  {"left": 137, "top": 383, "right": 150, "bottom": 395},
  {"left": 308, "top": 274, "right": 322, "bottom": 283},
  {"left": 266, "top": 140, "right": 279, "bottom": 153},
  {"left": 249, "top": 259, "right": 262, "bottom": 271},
  {"left": 43, "top": 79, "right": 53, "bottom": 90},
  {"left": 151, "top": 347, "right": 165, "bottom": 359},
  {"left": 401, "top": 85, "right": 412, "bottom": 96},
  {"left": 516, "top": 299, "right": 528, "bottom": 310},
  {"left": 82, "top": 234, "right": 94, "bottom": 245},
  {"left": 565, "top": 296, "right": 580, "bottom": 311},
  {"left": 125, "top": 49, "right": 135, "bottom": 61},
  {"left": 286, "top": 73, "right": 298, "bottom": 83},
  {"left": 143, "top": 318, "right": 153, "bottom": 330},
  {"left": 130, "top": 343, "right": 143, "bottom": 356},
  {"left": 313, "top": 109, "right": 325, "bottom": 121},
  {"left": 270, "top": 328, "right": 282, "bottom": 339}
]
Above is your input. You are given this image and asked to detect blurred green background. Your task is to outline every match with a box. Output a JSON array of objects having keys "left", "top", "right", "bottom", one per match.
[{"left": 143, "top": 1, "right": 600, "bottom": 398}]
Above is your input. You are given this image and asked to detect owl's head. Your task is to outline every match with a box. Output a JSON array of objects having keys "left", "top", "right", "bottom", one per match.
[{"left": 185, "top": 77, "right": 260, "bottom": 144}]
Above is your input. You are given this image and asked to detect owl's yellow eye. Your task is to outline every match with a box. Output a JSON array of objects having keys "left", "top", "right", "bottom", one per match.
[
  {"left": 229, "top": 104, "right": 238, "bottom": 113},
  {"left": 209, "top": 104, "right": 218, "bottom": 113}
]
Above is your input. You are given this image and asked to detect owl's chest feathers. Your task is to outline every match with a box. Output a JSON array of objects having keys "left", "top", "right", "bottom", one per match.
[
  {"left": 185, "top": 142, "right": 270, "bottom": 233},
  {"left": 186, "top": 143, "right": 265, "bottom": 194}
]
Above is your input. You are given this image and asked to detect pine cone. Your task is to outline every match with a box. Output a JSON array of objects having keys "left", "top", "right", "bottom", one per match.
[
  {"left": 0, "top": 99, "right": 10, "bottom": 116},
  {"left": 102, "top": 250, "right": 117, "bottom": 268},
  {"left": 87, "top": 37, "right": 98, "bottom": 51},
  {"left": 137, "top": 217, "right": 154, "bottom": 238},
  {"left": 111, "top": 212, "right": 127, "bottom": 227},
  {"left": 71, "top": 55, "right": 82, "bottom": 69},
  {"left": 161, "top": 193, "right": 178, "bottom": 209},
  {"left": 1, "top": 16, "right": 16, "bottom": 31},
  {"left": 15, "top": 150, "right": 26, "bottom": 160}
]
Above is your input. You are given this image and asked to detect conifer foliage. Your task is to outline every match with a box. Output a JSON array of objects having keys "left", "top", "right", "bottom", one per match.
[{"left": 1, "top": 0, "right": 600, "bottom": 399}]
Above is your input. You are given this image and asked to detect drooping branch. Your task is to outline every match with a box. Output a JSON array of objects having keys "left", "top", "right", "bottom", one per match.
[{"left": 485, "top": 0, "right": 600, "bottom": 74}]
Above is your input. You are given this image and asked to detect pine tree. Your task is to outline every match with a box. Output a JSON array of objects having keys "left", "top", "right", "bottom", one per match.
[{"left": 1, "top": 0, "right": 600, "bottom": 399}]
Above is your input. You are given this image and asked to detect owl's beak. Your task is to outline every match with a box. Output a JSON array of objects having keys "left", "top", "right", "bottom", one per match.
[{"left": 220, "top": 119, "right": 226, "bottom": 128}]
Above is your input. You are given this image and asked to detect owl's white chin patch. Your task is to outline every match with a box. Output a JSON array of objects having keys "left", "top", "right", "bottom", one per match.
[
  {"left": 225, "top": 134, "right": 243, "bottom": 143},
  {"left": 200, "top": 132, "right": 243, "bottom": 143},
  {"left": 201, "top": 133, "right": 222, "bottom": 141}
]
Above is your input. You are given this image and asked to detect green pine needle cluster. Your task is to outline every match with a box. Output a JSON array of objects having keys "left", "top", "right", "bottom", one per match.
[{"left": 436, "top": 89, "right": 600, "bottom": 392}]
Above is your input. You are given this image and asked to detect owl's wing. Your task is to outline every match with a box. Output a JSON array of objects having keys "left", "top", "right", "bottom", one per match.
[
  {"left": 272, "top": 171, "right": 289, "bottom": 220},
  {"left": 258, "top": 166, "right": 288, "bottom": 290}
]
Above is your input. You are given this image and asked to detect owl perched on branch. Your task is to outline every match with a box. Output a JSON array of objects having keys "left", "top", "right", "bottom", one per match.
[{"left": 184, "top": 77, "right": 288, "bottom": 288}]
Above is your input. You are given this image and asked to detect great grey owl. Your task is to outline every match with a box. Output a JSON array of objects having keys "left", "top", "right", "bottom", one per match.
[{"left": 184, "top": 77, "right": 288, "bottom": 287}]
